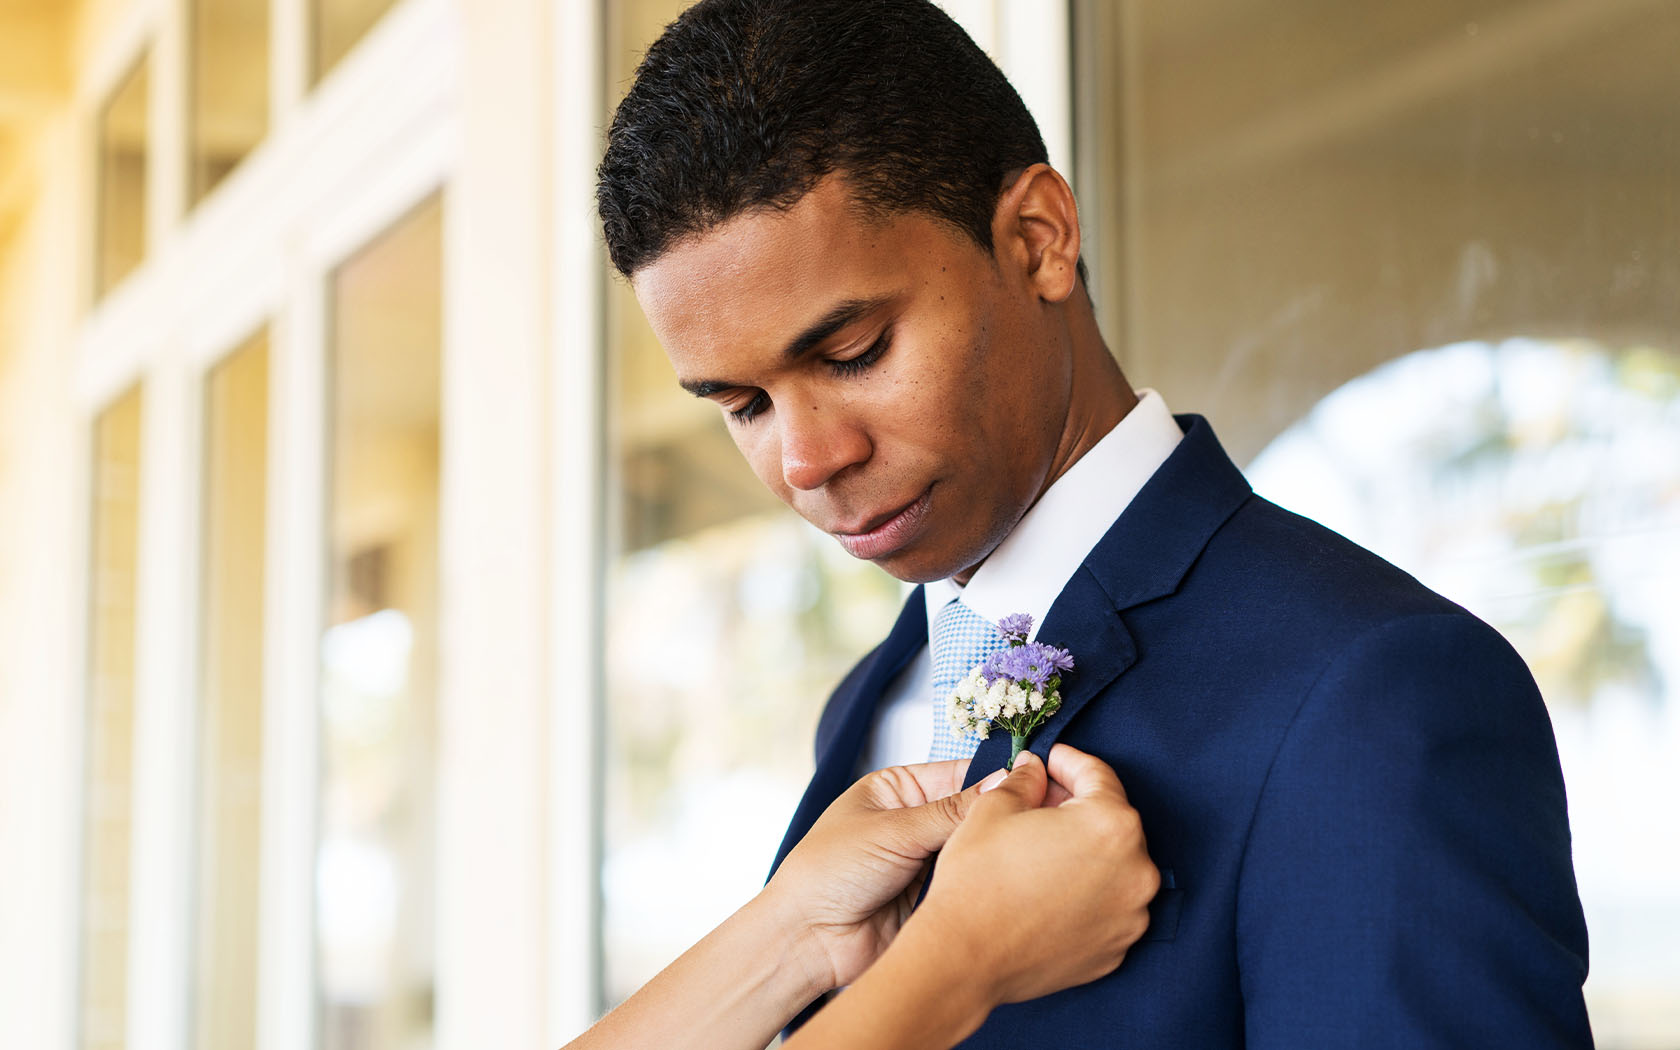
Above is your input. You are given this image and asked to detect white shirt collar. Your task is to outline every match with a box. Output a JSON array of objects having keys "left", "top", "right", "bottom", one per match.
[{"left": 924, "top": 389, "right": 1182, "bottom": 640}]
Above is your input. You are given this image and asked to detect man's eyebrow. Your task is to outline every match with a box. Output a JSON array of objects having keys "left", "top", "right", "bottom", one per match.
[
  {"left": 678, "top": 294, "right": 894, "bottom": 398},
  {"left": 781, "top": 295, "right": 893, "bottom": 362}
]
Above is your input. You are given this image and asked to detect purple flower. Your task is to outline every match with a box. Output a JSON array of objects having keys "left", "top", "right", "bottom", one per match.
[
  {"left": 982, "top": 641, "right": 1076, "bottom": 690},
  {"left": 1038, "top": 642, "right": 1075, "bottom": 674},
  {"left": 996, "top": 612, "right": 1033, "bottom": 643},
  {"left": 981, "top": 646, "right": 1029, "bottom": 684}
]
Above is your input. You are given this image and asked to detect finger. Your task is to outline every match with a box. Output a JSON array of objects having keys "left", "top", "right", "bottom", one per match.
[
  {"left": 969, "top": 750, "right": 1049, "bottom": 816},
  {"left": 891, "top": 759, "right": 1012, "bottom": 848},
  {"left": 891, "top": 757, "right": 972, "bottom": 805},
  {"left": 889, "top": 802, "right": 965, "bottom": 859},
  {"left": 857, "top": 758, "right": 971, "bottom": 811},
  {"left": 1043, "top": 777, "right": 1074, "bottom": 808},
  {"left": 1045, "top": 743, "right": 1128, "bottom": 805},
  {"left": 873, "top": 771, "right": 997, "bottom": 858}
]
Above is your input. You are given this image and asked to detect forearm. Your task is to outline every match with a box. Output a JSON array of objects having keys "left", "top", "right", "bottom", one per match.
[
  {"left": 564, "top": 892, "right": 829, "bottom": 1050},
  {"left": 782, "top": 912, "right": 993, "bottom": 1050}
]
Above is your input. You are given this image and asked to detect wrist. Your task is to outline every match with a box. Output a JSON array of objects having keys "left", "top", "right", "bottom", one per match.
[
  {"left": 877, "top": 907, "right": 997, "bottom": 1038},
  {"left": 909, "top": 891, "right": 1007, "bottom": 1011},
  {"left": 747, "top": 881, "right": 836, "bottom": 1005},
  {"left": 900, "top": 900, "right": 987, "bottom": 1021}
]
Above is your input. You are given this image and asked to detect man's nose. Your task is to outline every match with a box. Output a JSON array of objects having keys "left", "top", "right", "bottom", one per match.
[{"left": 778, "top": 401, "right": 871, "bottom": 491}]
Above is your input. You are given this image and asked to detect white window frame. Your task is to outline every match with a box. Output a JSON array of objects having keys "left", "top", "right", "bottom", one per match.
[{"left": 64, "top": 0, "right": 607, "bottom": 1047}]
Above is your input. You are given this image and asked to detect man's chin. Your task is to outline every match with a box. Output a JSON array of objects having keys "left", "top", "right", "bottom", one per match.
[{"left": 858, "top": 542, "right": 984, "bottom": 586}]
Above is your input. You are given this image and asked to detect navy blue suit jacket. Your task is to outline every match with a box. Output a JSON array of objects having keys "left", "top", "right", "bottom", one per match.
[{"left": 770, "top": 415, "right": 1591, "bottom": 1048}]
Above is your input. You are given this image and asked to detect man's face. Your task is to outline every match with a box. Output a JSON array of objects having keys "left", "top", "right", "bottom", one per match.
[{"left": 632, "top": 176, "right": 1072, "bottom": 583}]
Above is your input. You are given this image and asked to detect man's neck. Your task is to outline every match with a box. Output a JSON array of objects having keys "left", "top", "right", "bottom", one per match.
[
  {"left": 1040, "top": 282, "right": 1136, "bottom": 485},
  {"left": 953, "top": 309, "right": 1137, "bottom": 586}
]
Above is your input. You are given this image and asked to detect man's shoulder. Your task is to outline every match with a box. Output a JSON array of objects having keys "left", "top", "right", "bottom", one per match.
[
  {"left": 1168, "top": 494, "right": 1540, "bottom": 725},
  {"left": 1093, "top": 490, "right": 1529, "bottom": 719},
  {"left": 1198, "top": 493, "right": 1470, "bottom": 637}
]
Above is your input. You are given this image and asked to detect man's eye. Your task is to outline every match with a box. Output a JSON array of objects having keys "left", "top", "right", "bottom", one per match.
[
  {"left": 728, "top": 391, "right": 771, "bottom": 424},
  {"left": 830, "top": 329, "right": 892, "bottom": 377}
]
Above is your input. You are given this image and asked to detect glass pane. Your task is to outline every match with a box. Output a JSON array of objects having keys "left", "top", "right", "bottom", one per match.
[
  {"left": 1081, "top": 0, "right": 1680, "bottom": 1042},
  {"left": 96, "top": 55, "right": 148, "bottom": 298},
  {"left": 316, "top": 194, "right": 441, "bottom": 1050},
  {"left": 79, "top": 386, "right": 143, "bottom": 1050},
  {"left": 312, "top": 0, "right": 399, "bottom": 85},
  {"left": 189, "top": 0, "right": 269, "bottom": 204},
  {"left": 600, "top": 0, "right": 904, "bottom": 1007},
  {"left": 192, "top": 330, "right": 268, "bottom": 1050}
]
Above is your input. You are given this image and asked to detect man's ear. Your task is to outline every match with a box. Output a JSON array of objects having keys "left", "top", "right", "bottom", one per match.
[{"left": 992, "top": 163, "right": 1082, "bottom": 305}]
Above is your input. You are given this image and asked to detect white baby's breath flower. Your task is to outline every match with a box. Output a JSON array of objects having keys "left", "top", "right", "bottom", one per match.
[
  {"left": 941, "top": 613, "right": 1074, "bottom": 768},
  {"left": 949, "top": 690, "right": 983, "bottom": 733}
]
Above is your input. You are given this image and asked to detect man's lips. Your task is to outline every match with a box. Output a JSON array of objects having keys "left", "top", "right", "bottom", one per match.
[{"left": 832, "top": 489, "right": 932, "bottom": 560}]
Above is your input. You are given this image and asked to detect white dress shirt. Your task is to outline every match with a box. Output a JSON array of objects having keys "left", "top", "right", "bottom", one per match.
[{"left": 858, "top": 389, "right": 1184, "bottom": 773}]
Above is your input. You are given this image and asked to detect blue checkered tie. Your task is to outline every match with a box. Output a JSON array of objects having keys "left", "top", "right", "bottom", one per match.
[{"left": 928, "top": 599, "right": 1010, "bottom": 761}]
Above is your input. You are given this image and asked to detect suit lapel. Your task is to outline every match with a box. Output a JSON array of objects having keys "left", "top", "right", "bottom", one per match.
[
  {"left": 961, "top": 568, "right": 1137, "bottom": 786},
  {"left": 769, "top": 585, "right": 927, "bottom": 876},
  {"left": 962, "top": 415, "right": 1253, "bottom": 788}
]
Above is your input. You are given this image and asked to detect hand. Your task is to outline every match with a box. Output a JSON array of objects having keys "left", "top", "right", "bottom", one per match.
[
  {"left": 763, "top": 758, "right": 996, "bottom": 992},
  {"left": 914, "top": 744, "right": 1159, "bottom": 1007}
]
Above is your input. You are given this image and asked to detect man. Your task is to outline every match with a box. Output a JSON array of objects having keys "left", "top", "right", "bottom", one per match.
[{"left": 596, "top": 0, "right": 1593, "bottom": 1046}]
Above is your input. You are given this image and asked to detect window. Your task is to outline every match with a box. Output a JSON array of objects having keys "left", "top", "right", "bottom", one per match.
[
  {"left": 316, "top": 194, "right": 442, "bottom": 1050},
  {"left": 78, "top": 386, "right": 144, "bottom": 1050},
  {"left": 313, "top": 0, "right": 401, "bottom": 85},
  {"left": 191, "top": 330, "right": 269, "bottom": 1050},
  {"left": 95, "top": 54, "right": 148, "bottom": 298},
  {"left": 1075, "top": 0, "right": 1680, "bottom": 1040},
  {"left": 188, "top": 0, "right": 269, "bottom": 204}
]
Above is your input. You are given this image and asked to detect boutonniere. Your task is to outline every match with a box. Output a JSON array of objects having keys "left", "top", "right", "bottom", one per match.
[{"left": 947, "top": 613, "right": 1075, "bottom": 770}]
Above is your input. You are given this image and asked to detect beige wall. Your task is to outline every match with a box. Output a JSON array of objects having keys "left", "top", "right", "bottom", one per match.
[{"left": 0, "top": 59, "right": 86, "bottom": 1050}]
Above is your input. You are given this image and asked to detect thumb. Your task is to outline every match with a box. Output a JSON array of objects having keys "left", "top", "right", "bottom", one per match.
[
  {"left": 971, "top": 751, "right": 1048, "bottom": 814},
  {"left": 884, "top": 753, "right": 1047, "bottom": 853},
  {"left": 883, "top": 778, "right": 989, "bottom": 856}
]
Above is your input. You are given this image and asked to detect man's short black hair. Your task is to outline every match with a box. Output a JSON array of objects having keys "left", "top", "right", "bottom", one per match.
[{"left": 597, "top": 0, "right": 1052, "bottom": 279}]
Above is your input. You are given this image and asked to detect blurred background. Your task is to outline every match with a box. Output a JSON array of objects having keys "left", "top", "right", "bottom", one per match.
[{"left": 0, "top": 0, "right": 1675, "bottom": 1047}]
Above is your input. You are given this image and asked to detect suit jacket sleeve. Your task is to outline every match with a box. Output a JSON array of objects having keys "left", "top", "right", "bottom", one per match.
[{"left": 1236, "top": 611, "right": 1592, "bottom": 1048}]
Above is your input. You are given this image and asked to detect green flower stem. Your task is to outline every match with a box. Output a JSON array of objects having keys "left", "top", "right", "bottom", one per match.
[{"left": 1006, "top": 733, "right": 1028, "bottom": 770}]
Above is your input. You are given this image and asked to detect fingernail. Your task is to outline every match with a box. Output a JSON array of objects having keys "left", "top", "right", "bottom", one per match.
[{"left": 978, "top": 767, "right": 1009, "bottom": 793}]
